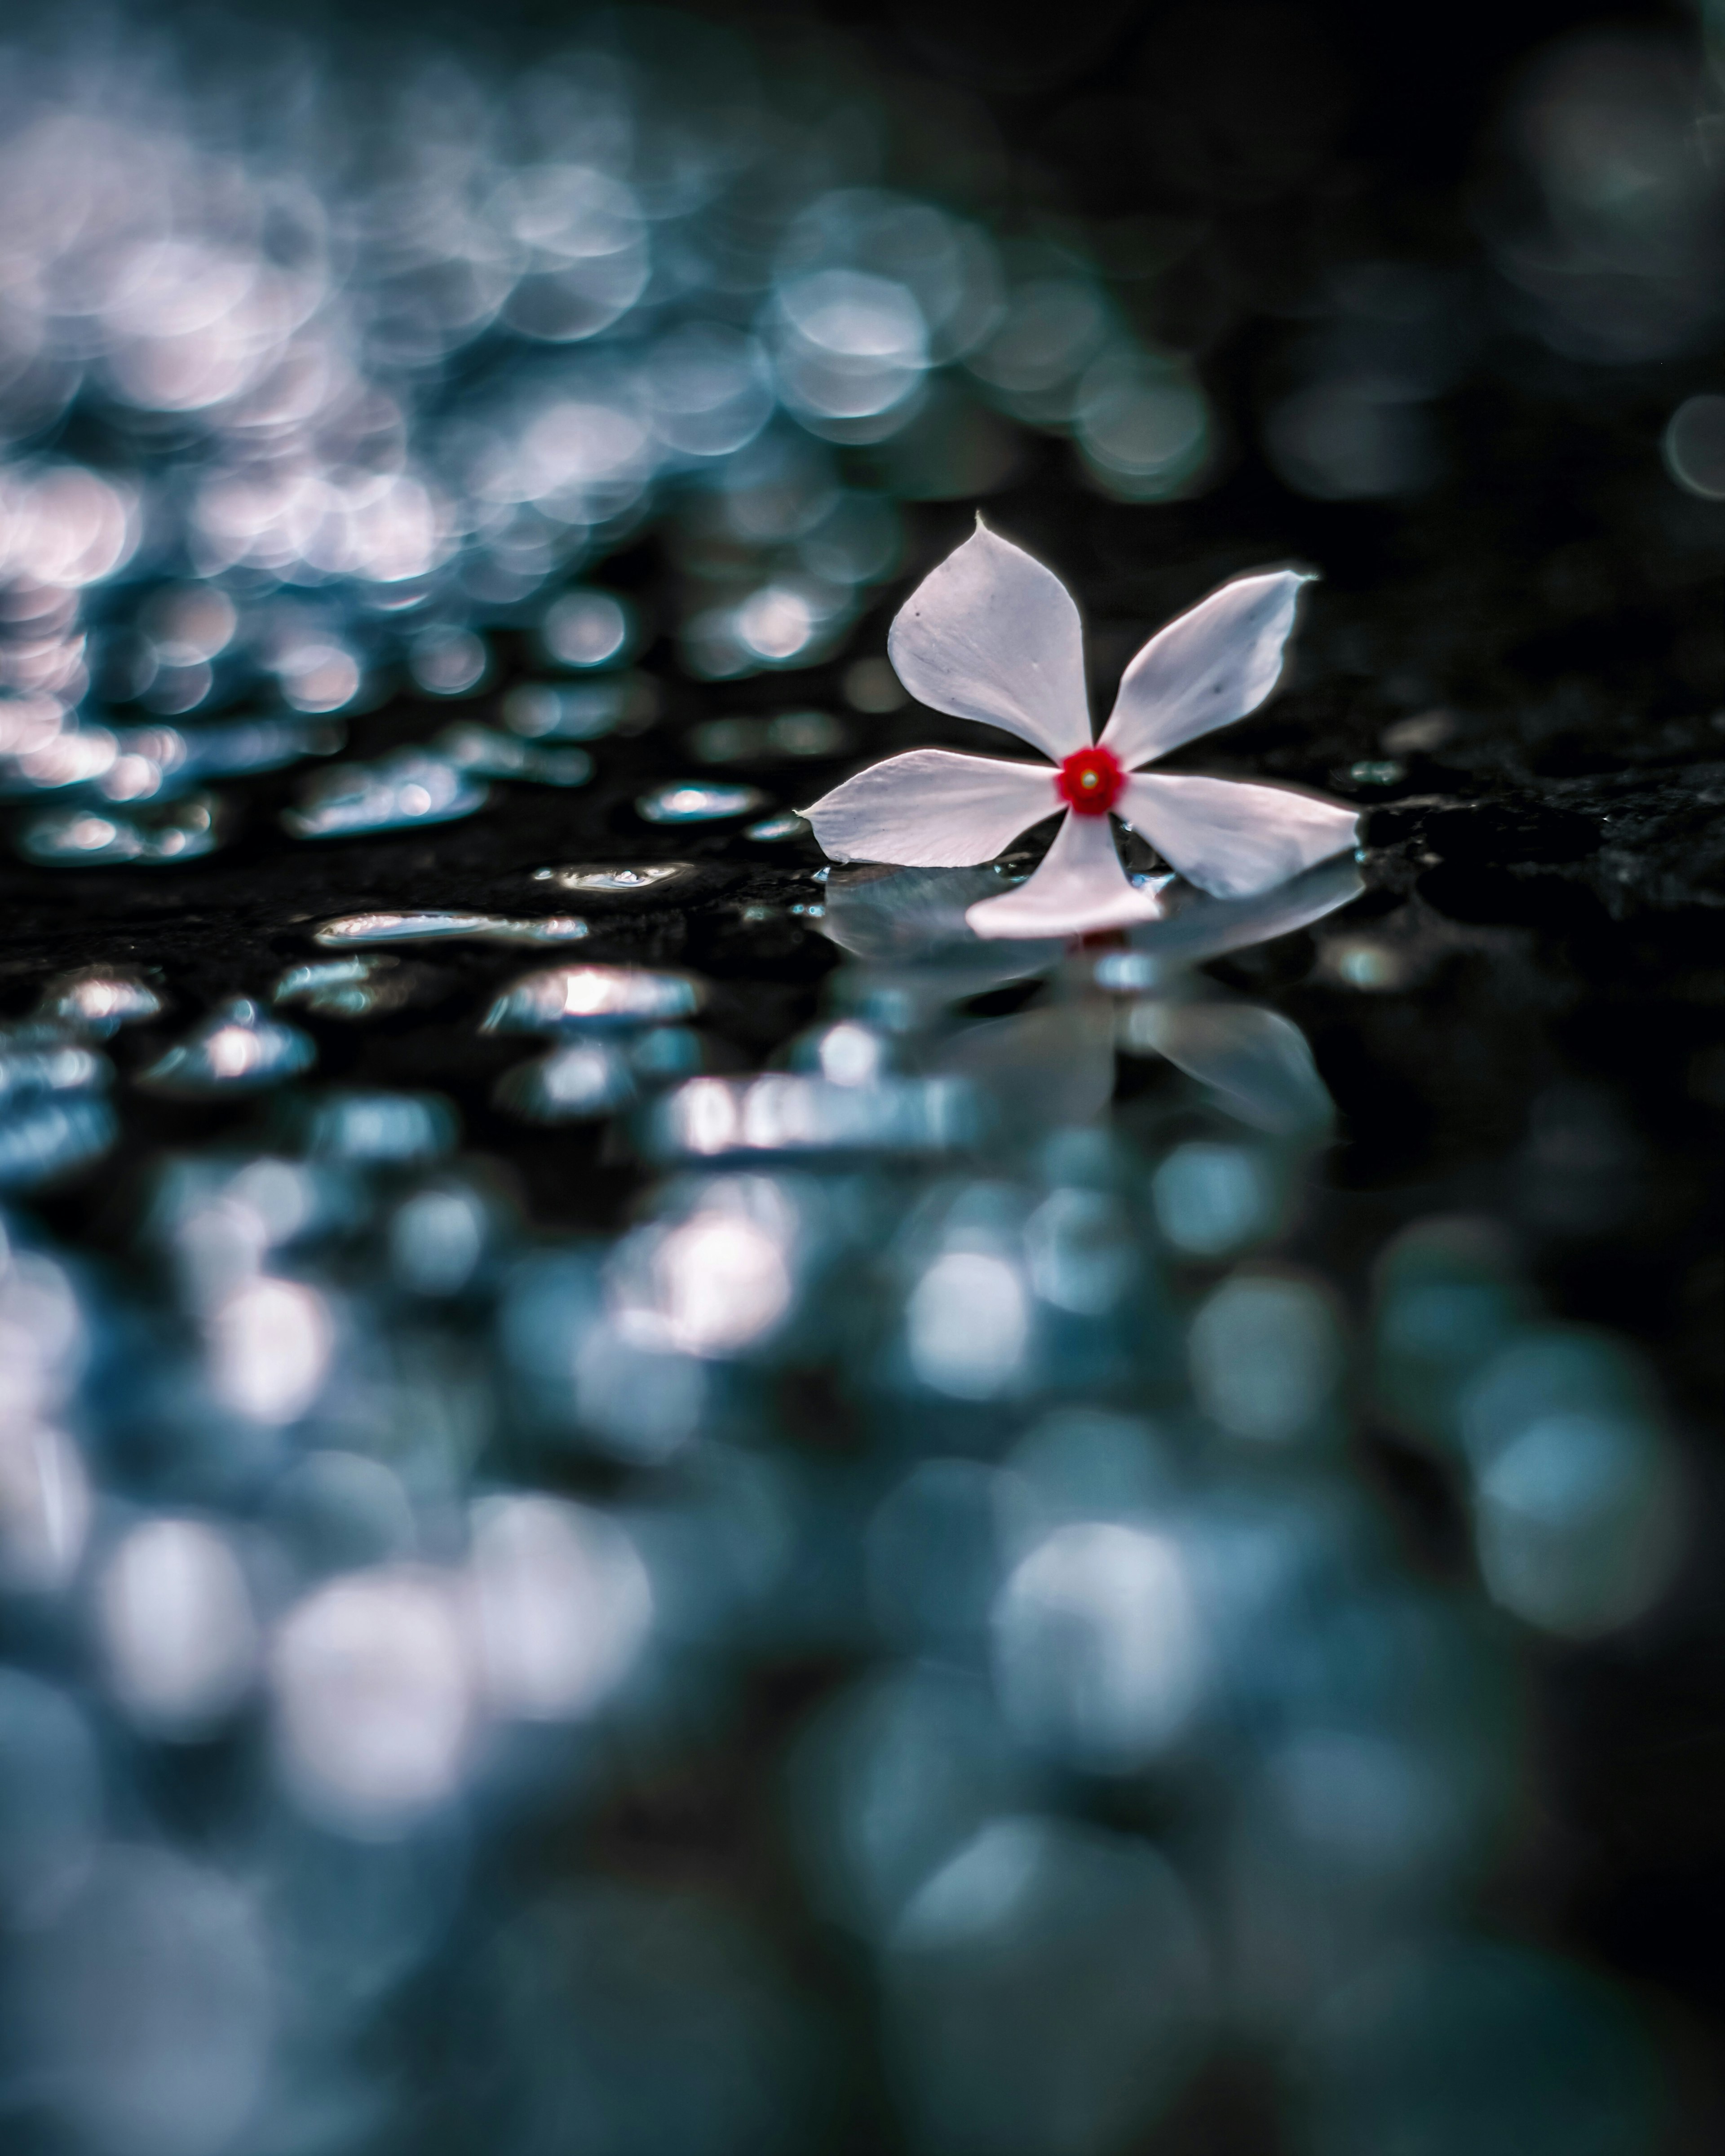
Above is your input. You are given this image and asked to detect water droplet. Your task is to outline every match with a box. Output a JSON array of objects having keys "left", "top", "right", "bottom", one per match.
[
  {"left": 685, "top": 718, "right": 766, "bottom": 766},
  {"left": 19, "top": 792, "right": 224, "bottom": 867},
  {"left": 636, "top": 780, "right": 770, "bottom": 825},
  {"left": 531, "top": 862, "right": 694, "bottom": 895},
  {"left": 273, "top": 957, "right": 421, "bottom": 1019},
  {"left": 644, "top": 1074, "right": 978, "bottom": 1159},
  {"left": 296, "top": 1090, "right": 459, "bottom": 1163},
  {"left": 745, "top": 810, "right": 812, "bottom": 842},
  {"left": 542, "top": 589, "right": 633, "bottom": 668},
  {"left": 628, "top": 1026, "right": 709, "bottom": 1080},
  {"left": 409, "top": 628, "right": 489, "bottom": 698},
  {"left": 282, "top": 752, "right": 487, "bottom": 839},
  {"left": 500, "top": 676, "right": 657, "bottom": 741},
  {"left": 34, "top": 971, "right": 163, "bottom": 1036},
  {"left": 138, "top": 999, "right": 315, "bottom": 1096},
  {"left": 175, "top": 716, "right": 345, "bottom": 780},
  {"left": 0, "top": 1097, "right": 117, "bottom": 1191},
  {"left": 493, "top": 1043, "right": 639, "bottom": 1123},
  {"left": 0, "top": 723, "right": 119, "bottom": 796},
  {"left": 0, "top": 1046, "right": 109, "bottom": 1106},
  {"left": 433, "top": 726, "right": 593, "bottom": 788},
  {"left": 790, "top": 1021, "right": 894, "bottom": 1085},
  {"left": 482, "top": 965, "right": 706, "bottom": 1034},
  {"left": 1346, "top": 759, "right": 1406, "bottom": 788},
  {"left": 313, "top": 913, "right": 589, "bottom": 949},
  {"left": 0, "top": 1039, "right": 114, "bottom": 1193},
  {"left": 685, "top": 710, "right": 847, "bottom": 767}
]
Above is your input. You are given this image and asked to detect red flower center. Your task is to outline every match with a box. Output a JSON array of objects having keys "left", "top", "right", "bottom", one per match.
[{"left": 1055, "top": 744, "right": 1124, "bottom": 817}]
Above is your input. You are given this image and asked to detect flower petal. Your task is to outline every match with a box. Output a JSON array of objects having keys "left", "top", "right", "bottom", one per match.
[
  {"left": 887, "top": 519, "right": 1091, "bottom": 760},
  {"left": 1119, "top": 773, "right": 1359, "bottom": 900},
  {"left": 802, "top": 749, "right": 1056, "bottom": 866},
  {"left": 1099, "top": 570, "right": 1312, "bottom": 768},
  {"left": 965, "top": 808, "right": 1167, "bottom": 940}
]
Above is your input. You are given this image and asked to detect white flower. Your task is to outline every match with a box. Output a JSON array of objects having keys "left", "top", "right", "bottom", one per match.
[{"left": 801, "top": 519, "right": 1360, "bottom": 940}]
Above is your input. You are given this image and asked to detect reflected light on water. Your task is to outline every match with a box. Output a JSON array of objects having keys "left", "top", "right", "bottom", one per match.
[
  {"left": 0, "top": 1240, "right": 85, "bottom": 1424},
  {"left": 907, "top": 1250, "right": 1030, "bottom": 1400},
  {"left": 542, "top": 587, "right": 633, "bottom": 667},
  {"left": 99, "top": 1519, "right": 258, "bottom": 1737},
  {"left": 205, "top": 1276, "right": 335, "bottom": 1425},
  {"left": 14, "top": 1843, "right": 273, "bottom": 2156},
  {"left": 469, "top": 1495, "right": 653, "bottom": 1722},
  {"left": 0, "top": 465, "right": 136, "bottom": 587},
  {"left": 994, "top": 1521, "right": 1205, "bottom": 1771},
  {"left": 888, "top": 1815, "right": 1212, "bottom": 2156},
  {"left": 1189, "top": 1268, "right": 1344, "bottom": 1445},
  {"left": 968, "top": 278, "right": 1110, "bottom": 405},
  {"left": 1152, "top": 1140, "right": 1279, "bottom": 1258},
  {"left": 409, "top": 627, "right": 489, "bottom": 697},
  {"left": 0, "top": 1419, "right": 89, "bottom": 1590},
  {"left": 0, "top": 1669, "right": 100, "bottom": 1922},
  {"left": 647, "top": 322, "right": 775, "bottom": 456},
  {"left": 771, "top": 269, "right": 930, "bottom": 437},
  {"left": 1663, "top": 392, "right": 1725, "bottom": 498},
  {"left": 1076, "top": 353, "right": 1211, "bottom": 499},
  {"left": 734, "top": 582, "right": 822, "bottom": 663},
  {"left": 390, "top": 1185, "right": 490, "bottom": 1298},
  {"left": 611, "top": 1182, "right": 797, "bottom": 1356},
  {"left": 272, "top": 1566, "right": 475, "bottom": 1834},
  {"left": 1471, "top": 1405, "right": 1682, "bottom": 1638}
]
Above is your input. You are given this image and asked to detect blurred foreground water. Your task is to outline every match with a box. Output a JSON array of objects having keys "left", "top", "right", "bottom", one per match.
[
  {"left": 0, "top": 857, "right": 1688, "bottom": 2156},
  {"left": 0, "top": 2, "right": 1719, "bottom": 2152}
]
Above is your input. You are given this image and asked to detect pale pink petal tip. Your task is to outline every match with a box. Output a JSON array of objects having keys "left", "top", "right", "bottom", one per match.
[
  {"left": 1101, "top": 568, "right": 1315, "bottom": 768},
  {"left": 962, "top": 808, "right": 1168, "bottom": 941},
  {"left": 886, "top": 521, "right": 1090, "bottom": 762}
]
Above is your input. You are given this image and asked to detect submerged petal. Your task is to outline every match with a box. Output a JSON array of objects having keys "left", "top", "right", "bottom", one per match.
[
  {"left": 1123, "top": 1001, "right": 1334, "bottom": 1134},
  {"left": 887, "top": 521, "right": 1091, "bottom": 761},
  {"left": 1100, "top": 571, "right": 1312, "bottom": 768},
  {"left": 802, "top": 749, "right": 1056, "bottom": 866},
  {"left": 1126, "top": 853, "right": 1364, "bottom": 966},
  {"left": 965, "top": 808, "right": 1166, "bottom": 940},
  {"left": 1119, "top": 773, "right": 1358, "bottom": 900},
  {"left": 933, "top": 1001, "right": 1121, "bottom": 1131},
  {"left": 819, "top": 865, "right": 1060, "bottom": 990}
]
